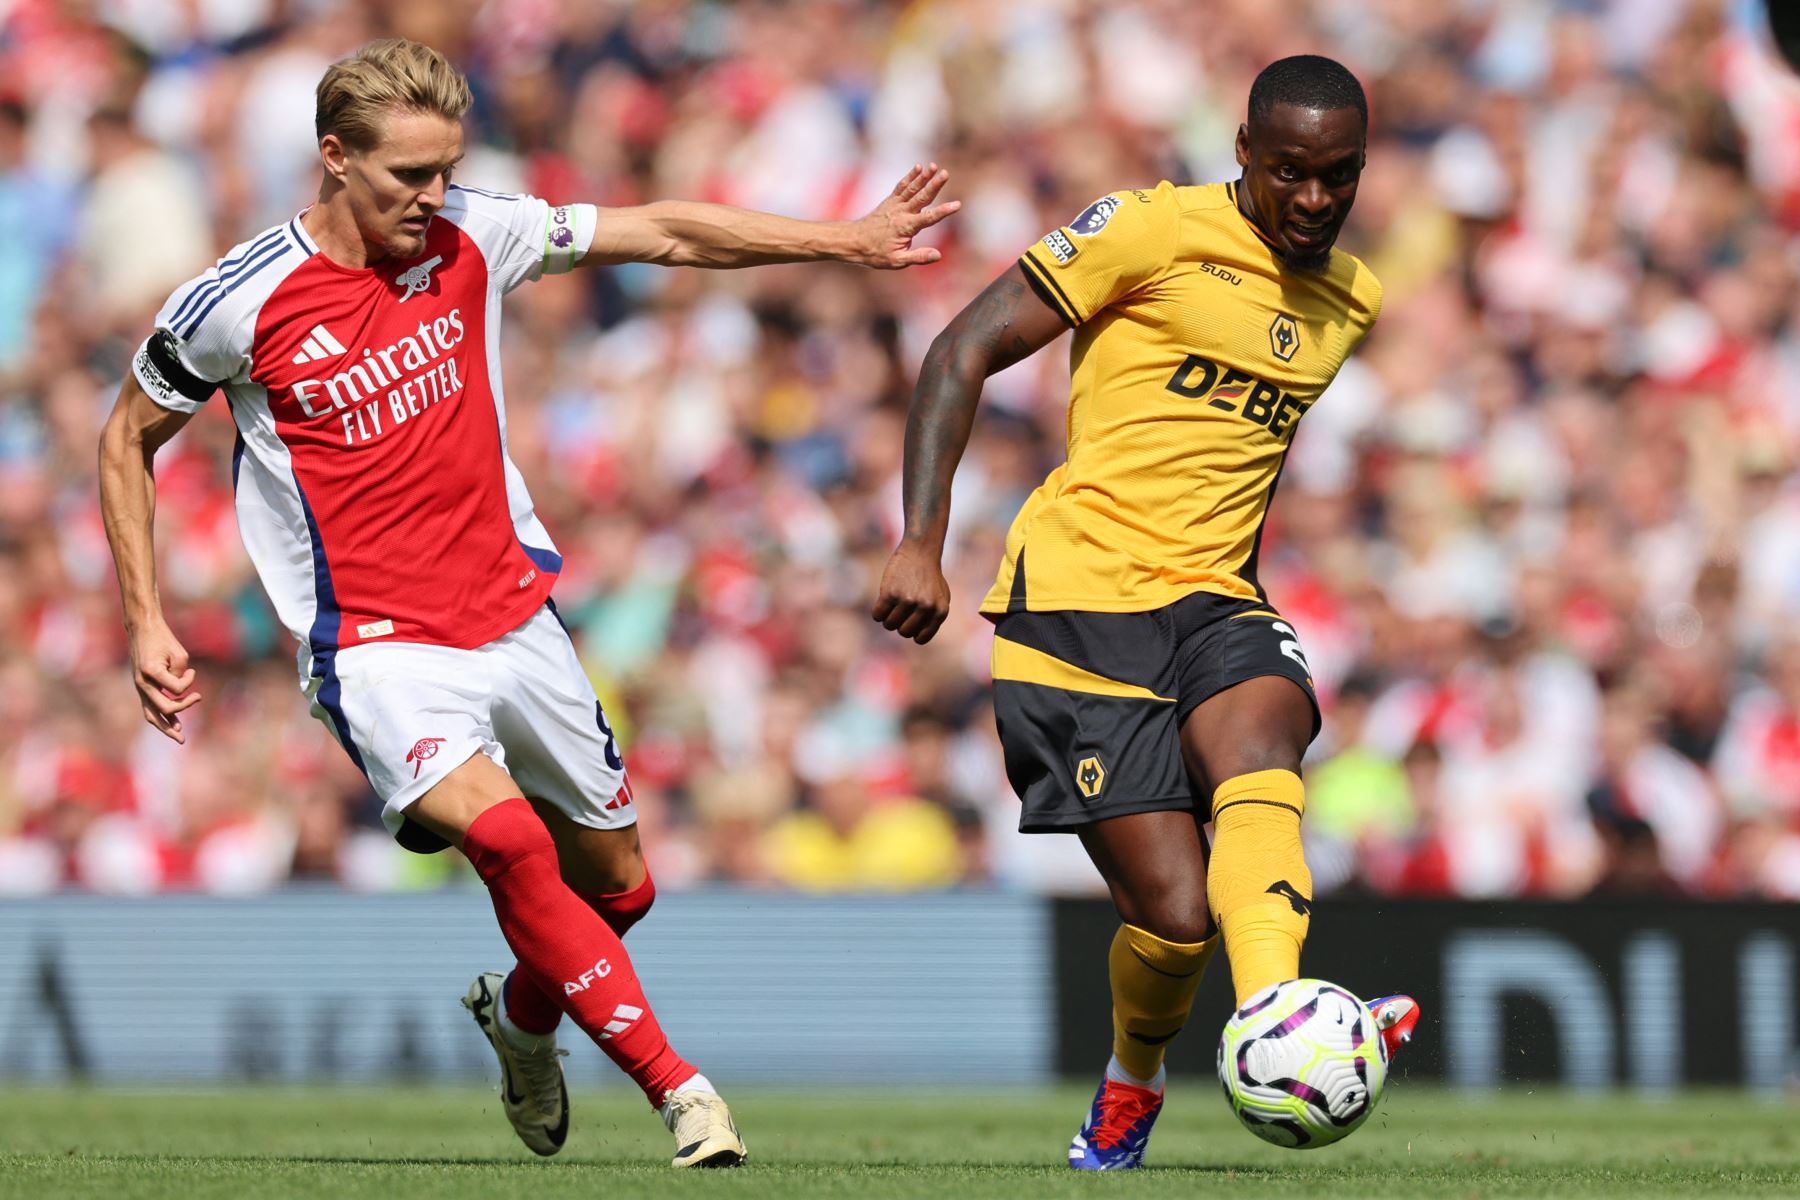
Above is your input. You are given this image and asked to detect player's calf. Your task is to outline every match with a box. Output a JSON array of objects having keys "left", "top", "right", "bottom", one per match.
[
  {"left": 1204, "top": 768, "right": 1313, "bottom": 1004},
  {"left": 489, "top": 866, "right": 659, "bottom": 1038}
]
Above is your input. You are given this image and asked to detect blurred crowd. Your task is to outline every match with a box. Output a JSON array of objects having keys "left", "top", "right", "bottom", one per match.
[{"left": 4, "top": 0, "right": 1800, "bottom": 899}]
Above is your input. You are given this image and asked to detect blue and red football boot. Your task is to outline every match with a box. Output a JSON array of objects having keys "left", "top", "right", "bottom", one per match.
[
  {"left": 1068, "top": 1069, "right": 1164, "bottom": 1170},
  {"left": 1368, "top": 994, "right": 1421, "bottom": 1060}
]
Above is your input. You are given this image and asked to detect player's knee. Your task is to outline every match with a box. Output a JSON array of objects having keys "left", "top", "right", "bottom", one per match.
[
  {"left": 462, "top": 798, "right": 558, "bottom": 881},
  {"left": 1126, "top": 891, "right": 1215, "bottom": 945},
  {"left": 562, "top": 841, "right": 644, "bottom": 896},
  {"left": 1198, "top": 728, "right": 1305, "bottom": 794},
  {"left": 590, "top": 864, "right": 655, "bottom": 936}
]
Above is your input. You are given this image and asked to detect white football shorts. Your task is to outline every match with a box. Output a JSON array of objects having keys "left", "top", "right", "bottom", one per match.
[{"left": 301, "top": 603, "right": 635, "bottom": 847}]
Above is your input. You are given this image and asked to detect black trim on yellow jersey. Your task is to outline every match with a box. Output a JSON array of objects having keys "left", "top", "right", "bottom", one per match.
[
  {"left": 1008, "top": 546, "right": 1030, "bottom": 612},
  {"left": 1018, "top": 252, "right": 1079, "bottom": 326},
  {"left": 1225, "top": 180, "right": 1283, "bottom": 254},
  {"left": 1240, "top": 457, "right": 1288, "bottom": 600}
]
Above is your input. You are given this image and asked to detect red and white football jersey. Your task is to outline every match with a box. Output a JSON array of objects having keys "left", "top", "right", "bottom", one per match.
[{"left": 133, "top": 187, "right": 598, "bottom": 656}]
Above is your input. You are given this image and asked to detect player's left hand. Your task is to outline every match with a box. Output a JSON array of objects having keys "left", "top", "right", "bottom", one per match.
[{"left": 850, "top": 164, "right": 960, "bottom": 268}]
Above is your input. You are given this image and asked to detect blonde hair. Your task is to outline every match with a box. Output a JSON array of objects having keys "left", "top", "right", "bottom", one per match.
[{"left": 315, "top": 39, "right": 472, "bottom": 150}]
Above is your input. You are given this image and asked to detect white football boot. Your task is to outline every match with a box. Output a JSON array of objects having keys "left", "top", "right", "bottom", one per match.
[
  {"left": 463, "top": 971, "right": 570, "bottom": 1156},
  {"left": 661, "top": 1083, "right": 747, "bottom": 1168}
]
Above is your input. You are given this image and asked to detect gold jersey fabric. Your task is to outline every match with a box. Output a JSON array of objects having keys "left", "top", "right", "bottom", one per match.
[{"left": 981, "top": 180, "right": 1382, "bottom": 615}]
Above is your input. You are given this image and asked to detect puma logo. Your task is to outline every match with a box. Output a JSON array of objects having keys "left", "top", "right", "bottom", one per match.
[{"left": 1267, "top": 879, "right": 1313, "bottom": 916}]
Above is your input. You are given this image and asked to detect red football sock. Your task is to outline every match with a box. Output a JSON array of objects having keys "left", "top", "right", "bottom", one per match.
[
  {"left": 464, "top": 799, "right": 695, "bottom": 1105},
  {"left": 501, "top": 967, "right": 564, "bottom": 1037},
  {"left": 501, "top": 865, "right": 657, "bottom": 1036},
  {"left": 593, "top": 865, "right": 657, "bottom": 936}
]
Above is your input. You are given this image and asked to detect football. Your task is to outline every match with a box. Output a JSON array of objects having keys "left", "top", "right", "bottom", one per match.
[{"left": 1217, "top": 978, "right": 1388, "bottom": 1149}]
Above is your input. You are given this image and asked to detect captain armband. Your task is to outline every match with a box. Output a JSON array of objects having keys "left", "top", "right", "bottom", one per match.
[
  {"left": 133, "top": 329, "right": 219, "bottom": 412},
  {"left": 542, "top": 203, "right": 598, "bottom": 274}
]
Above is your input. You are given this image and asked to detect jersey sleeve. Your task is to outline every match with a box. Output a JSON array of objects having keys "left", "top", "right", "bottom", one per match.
[
  {"left": 1346, "top": 260, "right": 1384, "bottom": 351},
  {"left": 131, "top": 273, "right": 253, "bottom": 413},
  {"left": 1017, "top": 181, "right": 1182, "bottom": 325},
  {"left": 443, "top": 186, "right": 599, "bottom": 295}
]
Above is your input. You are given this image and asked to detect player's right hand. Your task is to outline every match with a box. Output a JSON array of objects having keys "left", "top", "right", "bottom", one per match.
[
  {"left": 850, "top": 163, "right": 960, "bottom": 269},
  {"left": 872, "top": 540, "right": 951, "bottom": 645},
  {"left": 128, "top": 621, "right": 201, "bottom": 743}
]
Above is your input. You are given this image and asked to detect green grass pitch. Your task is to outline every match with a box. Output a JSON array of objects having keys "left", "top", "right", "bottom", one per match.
[{"left": 2, "top": 1084, "right": 1795, "bottom": 1199}]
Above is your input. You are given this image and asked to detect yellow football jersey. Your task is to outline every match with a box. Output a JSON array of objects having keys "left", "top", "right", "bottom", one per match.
[{"left": 982, "top": 180, "right": 1382, "bottom": 615}]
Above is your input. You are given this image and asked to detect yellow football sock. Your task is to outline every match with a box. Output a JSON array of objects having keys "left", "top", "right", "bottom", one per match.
[
  {"left": 1109, "top": 922, "right": 1218, "bottom": 1082},
  {"left": 1207, "top": 768, "right": 1312, "bottom": 1005}
]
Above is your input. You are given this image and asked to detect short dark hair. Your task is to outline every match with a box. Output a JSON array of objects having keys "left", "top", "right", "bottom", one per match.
[{"left": 1248, "top": 55, "right": 1367, "bottom": 130}]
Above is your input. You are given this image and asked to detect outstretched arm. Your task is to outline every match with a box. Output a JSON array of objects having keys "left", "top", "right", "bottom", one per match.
[
  {"left": 99, "top": 375, "right": 202, "bottom": 742},
  {"left": 871, "top": 264, "right": 1069, "bottom": 644},
  {"left": 579, "top": 164, "right": 959, "bottom": 270}
]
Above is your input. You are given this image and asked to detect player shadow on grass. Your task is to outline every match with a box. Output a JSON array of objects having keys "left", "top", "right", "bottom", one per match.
[
  {"left": 49, "top": 1152, "right": 1269, "bottom": 1174},
  {"left": 751, "top": 1160, "right": 1268, "bottom": 1175},
  {"left": 200, "top": 1154, "right": 1266, "bottom": 1173},
  {"left": 95, "top": 1153, "right": 636, "bottom": 1168}
]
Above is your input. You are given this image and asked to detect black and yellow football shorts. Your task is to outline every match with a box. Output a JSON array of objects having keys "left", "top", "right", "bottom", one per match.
[{"left": 991, "top": 591, "right": 1320, "bottom": 832}]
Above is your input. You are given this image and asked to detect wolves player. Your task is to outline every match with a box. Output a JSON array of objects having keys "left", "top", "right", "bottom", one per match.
[
  {"left": 98, "top": 39, "right": 956, "bottom": 1168},
  {"left": 872, "top": 57, "right": 1417, "bottom": 1168}
]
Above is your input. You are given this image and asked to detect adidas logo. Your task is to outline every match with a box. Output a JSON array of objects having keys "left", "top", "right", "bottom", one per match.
[
  {"left": 290, "top": 324, "right": 347, "bottom": 365},
  {"left": 603, "top": 776, "right": 635, "bottom": 811},
  {"left": 597, "top": 1003, "right": 642, "bottom": 1040}
]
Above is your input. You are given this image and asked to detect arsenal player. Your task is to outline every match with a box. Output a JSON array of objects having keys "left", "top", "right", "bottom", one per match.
[{"left": 98, "top": 38, "right": 956, "bottom": 1167}]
